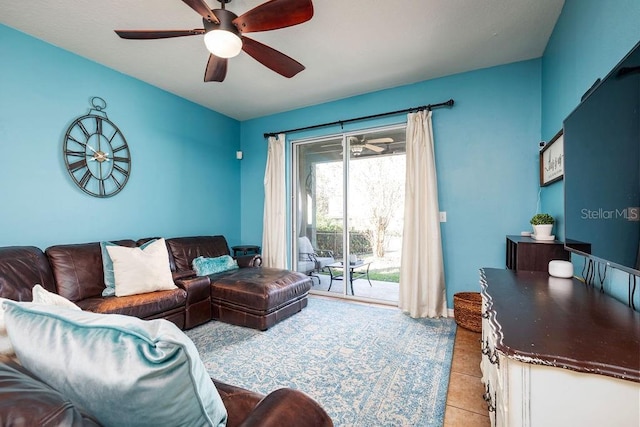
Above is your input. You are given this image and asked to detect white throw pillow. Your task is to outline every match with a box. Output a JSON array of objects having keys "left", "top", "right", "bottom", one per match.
[
  {"left": 31, "top": 284, "right": 81, "bottom": 310},
  {"left": 106, "top": 238, "right": 177, "bottom": 297},
  {"left": 0, "top": 286, "right": 80, "bottom": 357},
  {"left": 0, "top": 298, "right": 8, "bottom": 333},
  {"left": 0, "top": 298, "right": 11, "bottom": 356}
]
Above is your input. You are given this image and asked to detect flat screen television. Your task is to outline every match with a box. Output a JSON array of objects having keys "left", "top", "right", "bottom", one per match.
[{"left": 563, "top": 41, "right": 640, "bottom": 275}]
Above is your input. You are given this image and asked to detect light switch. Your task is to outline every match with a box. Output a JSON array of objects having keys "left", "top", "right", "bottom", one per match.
[{"left": 439, "top": 212, "right": 447, "bottom": 222}]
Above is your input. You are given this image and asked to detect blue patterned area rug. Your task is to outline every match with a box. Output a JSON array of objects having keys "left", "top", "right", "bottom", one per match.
[{"left": 186, "top": 298, "right": 456, "bottom": 426}]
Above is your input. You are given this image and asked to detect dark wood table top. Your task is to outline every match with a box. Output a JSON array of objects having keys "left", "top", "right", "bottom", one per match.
[{"left": 480, "top": 268, "right": 640, "bottom": 382}]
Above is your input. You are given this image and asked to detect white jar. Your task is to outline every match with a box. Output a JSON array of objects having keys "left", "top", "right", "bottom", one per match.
[{"left": 548, "top": 260, "right": 573, "bottom": 278}]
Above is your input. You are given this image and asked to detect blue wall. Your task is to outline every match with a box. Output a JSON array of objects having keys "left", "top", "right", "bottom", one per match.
[
  {"left": 0, "top": 24, "right": 242, "bottom": 249},
  {"left": 540, "top": 0, "right": 640, "bottom": 306},
  {"left": 3, "top": 0, "right": 637, "bottom": 310},
  {"left": 240, "top": 60, "right": 542, "bottom": 307}
]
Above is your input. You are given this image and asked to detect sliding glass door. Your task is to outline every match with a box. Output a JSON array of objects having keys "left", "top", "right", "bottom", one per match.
[{"left": 292, "top": 126, "right": 406, "bottom": 304}]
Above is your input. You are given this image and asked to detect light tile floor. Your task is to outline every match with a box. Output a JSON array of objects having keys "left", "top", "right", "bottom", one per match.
[{"left": 444, "top": 327, "right": 491, "bottom": 427}]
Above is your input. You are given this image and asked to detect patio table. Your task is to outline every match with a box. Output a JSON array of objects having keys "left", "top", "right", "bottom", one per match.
[{"left": 326, "top": 261, "right": 372, "bottom": 295}]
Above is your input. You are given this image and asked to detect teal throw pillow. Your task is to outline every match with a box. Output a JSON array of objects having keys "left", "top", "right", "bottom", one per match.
[
  {"left": 2, "top": 301, "right": 227, "bottom": 427},
  {"left": 193, "top": 255, "right": 239, "bottom": 276},
  {"left": 101, "top": 239, "right": 156, "bottom": 297}
]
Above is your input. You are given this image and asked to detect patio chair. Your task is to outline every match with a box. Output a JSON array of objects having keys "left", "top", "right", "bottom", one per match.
[{"left": 297, "top": 236, "right": 335, "bottom": 285}]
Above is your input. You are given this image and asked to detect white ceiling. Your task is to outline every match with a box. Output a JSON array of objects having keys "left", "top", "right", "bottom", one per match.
[{"left": 0, "top": 0, "right": 564, "bottom": 121}]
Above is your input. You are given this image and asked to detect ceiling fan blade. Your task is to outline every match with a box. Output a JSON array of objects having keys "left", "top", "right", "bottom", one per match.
[
  {"left": 241, "top": 36, "right": 304, "bottom": 78},
  {"left": 233, "top": 0, "right": 313, "bottom": 33},
  {"left": 204, "top": 54, "right": 228, "bottom": 82},
  {"left": 363, "top": 143, "right": 385, "bottom": 153},
  {"left": 182, "top": 0, "right": 219, "bottom": 23},
  {"left": 367, "top": 137, "right": 394, "bottom": 144},
  {"left": 115, "top": 29, "right": 205, "bottom": 39}
]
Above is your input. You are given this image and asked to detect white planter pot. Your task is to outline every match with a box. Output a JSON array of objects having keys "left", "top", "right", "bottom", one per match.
[{"left": 533, "top": 224, "right": 553, "bottom": 236}]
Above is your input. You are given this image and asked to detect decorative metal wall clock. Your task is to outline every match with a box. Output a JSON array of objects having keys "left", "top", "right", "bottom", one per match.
[{"left": 63, "top": 97, "right": 131, "bottom": 197}]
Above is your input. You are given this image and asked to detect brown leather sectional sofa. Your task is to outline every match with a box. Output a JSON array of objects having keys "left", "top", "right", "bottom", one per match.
[
  {"left": 0, "top": 235, "right": 311, "bottom": 331},
  {"left": 0, "top": 360, "right": 332, "bottom": 427},
  {"left": 0, "top": 236, "right": 330, "bottom": 426},
  {"left": 164, "top": 236, "right": 312, "bottom": 330}
]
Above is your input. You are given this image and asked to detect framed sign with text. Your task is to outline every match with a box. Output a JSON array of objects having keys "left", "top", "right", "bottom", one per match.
[{"left": 540, "top": 129, "right": 564, "bottom": 186}]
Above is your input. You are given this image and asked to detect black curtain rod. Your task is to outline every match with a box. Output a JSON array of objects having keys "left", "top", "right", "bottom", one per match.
[{"left": 263, "top": 98, "right": 455, "bottom": 139}]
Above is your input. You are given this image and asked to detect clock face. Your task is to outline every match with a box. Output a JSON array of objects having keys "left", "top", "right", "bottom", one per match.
[{"left": 63, "top": 114, "right": 131, "bottom": 198}]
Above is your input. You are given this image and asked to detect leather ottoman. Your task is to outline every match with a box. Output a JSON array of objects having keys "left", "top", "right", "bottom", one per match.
[{"left": 210, "top": 267, "right": 312, "bottom": 330}]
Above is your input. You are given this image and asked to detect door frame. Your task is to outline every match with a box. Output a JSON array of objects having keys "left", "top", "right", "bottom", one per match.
[{"left": 290, "top": 123, "right": 406, "bottom": 303}]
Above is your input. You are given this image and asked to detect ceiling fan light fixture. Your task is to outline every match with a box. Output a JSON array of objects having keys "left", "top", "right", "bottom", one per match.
[
  {"left": 203, "top": 8, "right": 242, "bottom": 59},
  {"left": 204, "top": 29, "right": 242, "bottom": 58},
  {"left": 116, "top": 0, "right": 313, "bottom": 82}
]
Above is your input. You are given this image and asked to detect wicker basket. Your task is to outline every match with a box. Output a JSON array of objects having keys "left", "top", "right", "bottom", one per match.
[{"left": 453, "top": 292, "right": 482, "bottom": 332}]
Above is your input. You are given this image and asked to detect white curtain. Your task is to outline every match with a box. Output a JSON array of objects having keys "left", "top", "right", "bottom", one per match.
[
  {"left": 399, "top": 110, "right": 447, "bottom": 318},
  {"left": 262, "top": 133, "right": 287, "bottom": 268}
]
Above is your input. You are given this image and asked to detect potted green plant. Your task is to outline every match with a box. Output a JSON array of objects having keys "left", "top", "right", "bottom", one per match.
[{"left": 530, "top": 213, "right": 555, "bottom": 237}]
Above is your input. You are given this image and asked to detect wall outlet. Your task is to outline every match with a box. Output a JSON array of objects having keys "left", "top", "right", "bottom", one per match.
[{"left": 439, "top": 211, "right": 447, "bottom": 222}]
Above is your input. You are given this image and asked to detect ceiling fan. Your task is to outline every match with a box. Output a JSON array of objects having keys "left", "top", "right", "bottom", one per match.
[
  {"left": 115, "top": 0, "right": 313, "bottom": 82},
  {"left": 348, "top": 136, "right": 394, "bottom": 155}
]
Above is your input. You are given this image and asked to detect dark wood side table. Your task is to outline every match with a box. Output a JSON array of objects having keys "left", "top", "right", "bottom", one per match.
[
  {"left": 505, "top": 235, "right": 569, "bottom": 271},
  {"left": 231, "top": 245, "right": 261, "bottom": 257}
]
